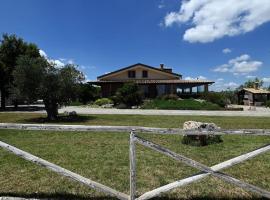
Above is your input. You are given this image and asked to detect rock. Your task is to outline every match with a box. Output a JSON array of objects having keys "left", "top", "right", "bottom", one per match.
[
  {"left": 183, "top": 121, "right": 220, "bottom": 131},
  {"left": 68, "top": 111, "right": 77, "bottom": 117},
  {"left": 182, "top": 121, "right": 222, "bottom": 146}
]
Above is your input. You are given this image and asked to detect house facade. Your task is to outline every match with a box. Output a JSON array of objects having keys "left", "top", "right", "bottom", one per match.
[
  {"left": 237, "top": 87, "right": 270, "bottom": 106},
  {"left": 90, "top": 63, "right": 214, "bottom": 98}
]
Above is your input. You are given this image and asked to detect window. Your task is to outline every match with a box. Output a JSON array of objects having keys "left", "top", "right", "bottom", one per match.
[
  {"left": 142, "top": 70, "right": 148, "bottom": 78},
  {"left": 128, "top": 70, "right": 136, "bottom": 78}
]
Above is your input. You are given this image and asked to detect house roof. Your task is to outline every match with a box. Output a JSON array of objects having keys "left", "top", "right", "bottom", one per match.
[
  {"left": 97, "top": 63, "right": 182, "bottom": 79},
  {"left": 89, "top": 79, "right": 214, "bottom": 85},
  {"left": 242, "top": 88, "right": 270, "bottom": 94}
]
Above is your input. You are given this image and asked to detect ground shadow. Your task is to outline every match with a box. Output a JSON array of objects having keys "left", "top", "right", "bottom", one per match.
[
  {"left": 0, "top": 106, "right": 45, "bottom": 112},
  {"left": 23, "top": 115, "right": 97, "bottom": 123},
  {"left": 0, "top": 192, "right": 116, "bottom": 200},
  {"left": 0, "top": 193, "right": 267, "bottom": 200}
]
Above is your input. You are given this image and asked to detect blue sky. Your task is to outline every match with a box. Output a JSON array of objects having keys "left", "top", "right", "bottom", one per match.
[{"left": 1, "top": 0, "right": 270, "bottom": 90}]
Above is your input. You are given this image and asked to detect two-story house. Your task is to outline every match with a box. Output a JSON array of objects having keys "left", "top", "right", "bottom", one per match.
[{"left": 90, "top": 63, "right": 214, "bottom": 98}]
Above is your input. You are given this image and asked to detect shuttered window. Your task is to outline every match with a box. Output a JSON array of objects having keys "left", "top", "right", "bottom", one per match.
[
  {"left": 142, "top": 70, "right": 148, "bottom": 78},
  {"left": 128, "top": 70, "right": 136, "bottom": 78}
]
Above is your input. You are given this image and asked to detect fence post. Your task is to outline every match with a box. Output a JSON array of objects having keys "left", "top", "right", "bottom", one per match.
[{"left": 130, "top": 130, "right": 136, "bottom": 200}]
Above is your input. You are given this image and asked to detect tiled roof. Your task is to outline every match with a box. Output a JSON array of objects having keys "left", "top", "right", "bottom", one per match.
[
  {"left": 243, "top": 88, "right": 270, "bottom": 94},
  {"left": 89, "top": 79, "right": 214, "bottom": 84}
]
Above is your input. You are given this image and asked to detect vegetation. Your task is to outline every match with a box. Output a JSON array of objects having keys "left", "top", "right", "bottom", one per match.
[
  {"left": 0, "top": 34, "right": 40, "bottom": 109},
  {"left": 142, "top": 99, "right": 222, "bottom": 110},
  {"left": 238, "top": 77, "right": 264, "bottom": 89},
  {"left": 2, "top": 113, "right": 270, "bottom": 129},
  {"left": 77, "top": 83, "right": 100, "bottom": 105},
  {"left": 200, "top": 92, "right": 228, "bottom": 107},
  {"left": 13, "top": 56, "right": 84, "bottom": 120},
  {"left": 0, "top": 129, "right": 269, "bottom": 199},
  {"left": 94, "top": 98, "right": 113, "bottom": 106},
  {"left": 182, "top": 134, "right": 223, "bottom": 146},
  {"left": 265, "top": 100, "right": 270, "bottom": 108},
  {"left": 113, "top": 83, "right": 142, "bottom": 108}
]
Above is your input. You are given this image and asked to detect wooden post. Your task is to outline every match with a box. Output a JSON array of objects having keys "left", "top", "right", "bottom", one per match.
[
  {"left": 130, "top": 130, "right": 136, "bottom": 200},
  {"left": 204, "top": 84, "right": 208, "bottom": 92}
]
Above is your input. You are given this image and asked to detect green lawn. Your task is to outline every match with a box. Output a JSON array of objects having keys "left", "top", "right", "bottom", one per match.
[
  {"left": 1, "top": 113, "right": 270, "bottom": 129},
  {"left": 0, "top": 129, "right": 269, "bottom": 199}
]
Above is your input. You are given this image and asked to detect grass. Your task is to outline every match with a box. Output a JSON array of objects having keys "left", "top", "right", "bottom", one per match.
[
  {"left": 142, "top": 99, "right": 222, "bottom": 110},
  {"left": 1, "top": 113, "right": 270, "bottom": 129},
  {"left": 0, "top": 129, "right": 269, "bottom": 199}
]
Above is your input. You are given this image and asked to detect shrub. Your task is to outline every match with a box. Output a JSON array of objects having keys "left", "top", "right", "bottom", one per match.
[
  {"left": 200, "top": 92, "right": 227, "bottom": 107},
  {"left": 78, "top": 83, "right": 101, "bottom": 105},
  {"left": 114, "top": 83, "right": 143, "bottom": 108},
  {"left": 182, "top": 134, "right": 223, "bottom": 146},
  {"left": 265, "top": 100, "right": 270, "bottom": 108},
  {"left": 94, "top": 98, "right": 113, "bottom": 106}
]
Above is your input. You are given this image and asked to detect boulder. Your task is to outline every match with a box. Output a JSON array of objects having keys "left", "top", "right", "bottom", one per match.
[{"left": 182, "top": 121, "right": 222, "bottom": 146}]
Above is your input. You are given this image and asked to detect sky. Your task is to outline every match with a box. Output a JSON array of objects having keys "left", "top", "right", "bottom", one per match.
[{"left": 1, "top": 0, "right": 270, "bottom": 91}]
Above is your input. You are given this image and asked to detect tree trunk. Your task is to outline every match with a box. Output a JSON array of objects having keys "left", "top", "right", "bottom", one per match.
[
  {"left": 0, "top": 89, "right": 6, "bottom": 110},
  {"left": 44, "top": 100, "right": 58, "bottom": 121}
]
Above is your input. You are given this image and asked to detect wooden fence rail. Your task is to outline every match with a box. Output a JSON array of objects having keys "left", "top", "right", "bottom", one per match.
[
  {"left": 1, "top": 123, "right": 270, "bottom": 135},
  {"left": 0, "top": 125, "right": 269, "bottom": 199}
]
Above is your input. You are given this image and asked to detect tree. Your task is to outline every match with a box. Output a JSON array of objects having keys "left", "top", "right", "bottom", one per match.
[
  {"left": 242, "top": 77, "right": 263, "bottom": 88},
  {"left": 78, "top": 83, "right": 100, "bottom": 105},
  {"left": 114, "top": 83, "right": 142, "bottom": 107},
  {"left": 14, "top": 56, "right": 84, "bottom": 120},
  {"left": 0, "top": 34, "right": 40, "bottom": 109}
]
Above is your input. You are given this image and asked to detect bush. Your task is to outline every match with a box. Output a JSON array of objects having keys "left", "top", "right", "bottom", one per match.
[
  {"left": 114, "top": 83, "right": 143, "bottom": 108},
  {"left": 182, "top": 135, "right": 223, "bottom": 146},
  {"left": 94, "top": 98, "right": 113, "bottom": 106},
  {"left": 78, "top": 83, "right": 101, "bottom": 105},
  {"left": 200, "top": 92, "right": 227, "bottom": 107},
  {"left": 265, "top": 100, "right": 270, "bottom": 108}
]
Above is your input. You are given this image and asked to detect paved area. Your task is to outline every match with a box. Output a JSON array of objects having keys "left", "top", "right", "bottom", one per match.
[
  {"left": 2, "top": 105, "right": 270, "bottom": 117},
  {"left": 57, "top": 106, "right": 270, "bottom": 117}
]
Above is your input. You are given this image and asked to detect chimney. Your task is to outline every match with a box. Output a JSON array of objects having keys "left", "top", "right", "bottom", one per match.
[{"left": 160, "top": 63, "right": 164, "bottom": 69}]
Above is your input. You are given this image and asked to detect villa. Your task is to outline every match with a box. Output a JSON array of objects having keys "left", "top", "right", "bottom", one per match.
[{"left": 90, "top": 63, "right": 214, "bottom": 98}]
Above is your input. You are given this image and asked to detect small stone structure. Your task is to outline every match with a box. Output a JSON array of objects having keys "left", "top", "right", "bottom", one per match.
[{"left": 182, "top": 121, "right": 222, "bottom": 146}]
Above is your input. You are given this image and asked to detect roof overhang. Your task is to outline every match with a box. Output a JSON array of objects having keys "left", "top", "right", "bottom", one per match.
[
  {"left": 89, "top": 79, "right": 214, "bottom": 85},
  {"left": 97, "top": 63, "right": 182, "bottom": 80}
]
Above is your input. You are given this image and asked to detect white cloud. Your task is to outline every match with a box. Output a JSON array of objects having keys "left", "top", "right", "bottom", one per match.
[
  {"left": 262, "top": 77, "right": 270, "bottom": 83},
  {"left": 51, "top": 59, "right": 65, "bottom": 68},
  {"left": 213, "top": 54, "right": 262, "bottom": 75},
  {"left": 164, "top": 0, "right": 270, "bottom": 43},
  {"left": 224, "top": 82, "right": 239, "bottom": 88},
  {"left": 39, "top": 49, "right": 67, "bottom": 68},
  {"left": 211, "top": 78, "right": 239, "bottom": 91},
  {"left": 222, "top": 48, "right": 232, "bottom": 54},
  {"left": 246, "top": 75, "right": 256, "bottom": 79},
  {"left": 39, "top": 49, "right": 47, "bottom": 58}
]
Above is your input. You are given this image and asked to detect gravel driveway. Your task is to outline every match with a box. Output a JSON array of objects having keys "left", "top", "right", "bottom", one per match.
[{"left": 58, "top": 106, "right": 270, "bottom": 117}]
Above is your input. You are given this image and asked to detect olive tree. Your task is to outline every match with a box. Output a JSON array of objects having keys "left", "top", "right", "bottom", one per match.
[
  {"left": 0, "top": 34, "right": 40, "bottom": 109},
  {"left": 14, "top": 56, "right": 84, "bottom": 120}
]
